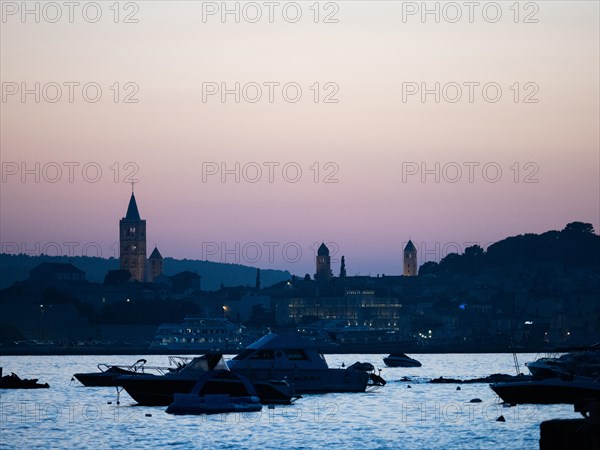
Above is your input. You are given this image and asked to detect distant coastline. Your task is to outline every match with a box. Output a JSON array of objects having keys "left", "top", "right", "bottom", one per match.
[{"left": 0, "top": 343, "right": 554, "bottom": 356}]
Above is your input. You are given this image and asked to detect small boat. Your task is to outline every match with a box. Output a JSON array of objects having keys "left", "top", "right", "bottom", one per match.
[
  {"left": 118, "top": 353, "right": 294, "bottom": 406},
  {"left": 0, "top": 368, "right": 49, "bottom": 389},
  {"left": 490, "top": 376, "right": 600, "bottom": 405},
  {"left": 74, "top": 358, "right": 148, "bottom": 387},
  {"left": 74, "top": 357, "right": 185, "bottom": 387},
  {"left": 227, "top": 332, "right": 386, "bottom": 394},
  {"left": 383, "top": 353, "right": 422, "bottom": 368},
  {"left": 166, "top": 370, "right": 262, "bottom": 415}
]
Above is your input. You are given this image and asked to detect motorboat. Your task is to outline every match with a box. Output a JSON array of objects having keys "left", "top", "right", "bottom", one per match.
[
  {"left": 117, "top": 353, "right": 294, "bottom": 406},
  {"left": 490, "top": 376, "right": 600, "bottom": 405},
  {"left": 73, "top": 358, "right": 185, "bottom": 387},
  {"left": 383, "top": 353, "right": 422, "bottom": 368},
  {"left": 0, "top": 368, "right": 49, "bottom": 389},
  {"left": 526, "top": 349, "right": 600, "bottom": 379},
  {"left": 227, "top": 332, "right": 386, "bottom": 394},
  {"left": 166, "top": 370, "right": 262, "bottom": 415}
]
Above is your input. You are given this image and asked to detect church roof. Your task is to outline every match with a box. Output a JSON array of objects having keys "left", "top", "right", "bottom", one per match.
[
  {"left": 149, "top": 247, "right": 163, "bottom": 259},
  {"left": 317, "top": 242, "right": 329, "bottom": 256},
  {"left": 125, "top": 193, "right": 141, "bottom": 220},
  {"left": 404, "top": 240, "right": 416, "bottom": 252}
]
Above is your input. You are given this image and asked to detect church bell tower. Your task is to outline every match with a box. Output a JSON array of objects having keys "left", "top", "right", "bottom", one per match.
[
  {"left": 403, "top": 240, "right": 417, "bottom": 276},
  {"left": 119, "top": 187, "right": 146, "bottom": 282},
  {"left": 315, "top": 242, "right": 332, "bottom": 282}
]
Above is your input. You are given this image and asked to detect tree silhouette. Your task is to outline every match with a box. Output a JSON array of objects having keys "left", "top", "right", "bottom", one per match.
[
  {"left": 418, "top": 261, "right": 439, "bottom": 275},
  {"left": 563, "top": 221, "right": 594, "bottom": 234},
  {"left": 104, "top": 269, "right": 132, "bottom": 285}
]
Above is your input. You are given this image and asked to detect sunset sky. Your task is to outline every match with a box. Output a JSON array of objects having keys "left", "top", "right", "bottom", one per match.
[{"left": 1, "top": 1, "right": 598, "bottom": 277}]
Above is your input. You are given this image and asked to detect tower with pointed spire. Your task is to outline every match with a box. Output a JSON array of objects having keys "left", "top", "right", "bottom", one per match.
[
  {"left": 147, "top": 246, "right": 163, "bottom": 282},
  {"left": 315, "top": 242, "right": 332, "bottom": 282},
  {"left": 119, "top": 189, "right": 147, "bottom": 282},
  {"left": 403, "top": 240, "right": 417, "bottom": 276}
]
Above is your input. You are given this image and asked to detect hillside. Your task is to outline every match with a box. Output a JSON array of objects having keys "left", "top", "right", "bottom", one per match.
[
  {"left": 419, "top": 222, "right": 600, "bottom": 276},
  {"left": 0, "top": 254, "right": 292, "bottom": 291}
]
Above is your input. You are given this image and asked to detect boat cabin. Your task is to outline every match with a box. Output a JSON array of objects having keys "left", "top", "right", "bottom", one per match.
[{"left": 229, "top": 333, "right": 330, "bottom": 370}]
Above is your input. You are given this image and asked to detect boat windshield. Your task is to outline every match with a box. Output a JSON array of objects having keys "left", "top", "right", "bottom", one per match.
[
  {"left": 248, "top": 350, "right": 275, "bottom": 360},
  {"left": 180, "top": 354, "right": 228, "bottom": 374},
  {"left": 232, "top": 349, "right": 254, "bottom": 361},
  {"left": 232, "top": 349, "right": 275, "bottom": 360},
  {"left": 233, "top": 348, "right": 316, "bottom": 362},
  {"left": 285, "top": 350, "right": 309, "bottom": 361}
]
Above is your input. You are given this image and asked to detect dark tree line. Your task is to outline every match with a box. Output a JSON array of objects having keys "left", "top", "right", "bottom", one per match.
[{"left": 419, "top": 222, "right": 599, "bottom": 276}]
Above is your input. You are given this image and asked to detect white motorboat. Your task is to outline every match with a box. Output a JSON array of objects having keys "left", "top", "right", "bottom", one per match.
[
  {"left": 526, "top": 348, "right": 600, "bottom": 379},
  {"left": 227, "top": 332, "right": 386, "bottom": 394}
]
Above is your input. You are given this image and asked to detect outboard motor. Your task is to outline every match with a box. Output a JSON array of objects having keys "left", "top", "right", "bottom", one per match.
[
  {"left": 369, "top": 372, "right": 386, "bottom": 386},
  {"left": 347, "top": 362, "right": 386, "bottom": 387}
]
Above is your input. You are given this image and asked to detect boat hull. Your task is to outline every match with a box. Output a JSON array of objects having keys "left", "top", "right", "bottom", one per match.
[
  {"left": 0, "top": 379, "right": 49, "bottom": 389},
  {"left": 166, "top": 394, "right": 262, "bottom": 415},
  {"left": 118, "top": 376, "right": 293, "bottom": 406},
  {"left": 230, "top": 367, "right": 369, "bottom": 394},
  {"left": 491, "top": 378, "right": 600, "bottom": 405},
  {"left": 74, "top": 367, "right": 138, "bottom": 387},
  {"left": 383, "top": 358, "right": 421, "bottom": 368}
]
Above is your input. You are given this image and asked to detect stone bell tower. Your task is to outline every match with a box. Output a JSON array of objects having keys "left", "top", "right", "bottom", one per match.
[
  {"left": 315, "top": 242, "right": 332, "bottom": 282},
  {"left": 119, "top": 186, "right": 146, "bottom": 282},
  {"left": 147, "top": 246, "right": 163, "bottom": 282},
  {"left": 403, "top": 240, "right": 417, "bottom": 276}
]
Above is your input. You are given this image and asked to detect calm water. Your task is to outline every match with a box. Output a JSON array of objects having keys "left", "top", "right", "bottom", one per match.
[{"left": 0, "top": 353, "right": 577, "bottom": 449}]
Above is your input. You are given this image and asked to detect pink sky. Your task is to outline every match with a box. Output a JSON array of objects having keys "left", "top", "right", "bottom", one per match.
[{"left": 1, "top": 1, "right": 598, "bottom": 277}]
